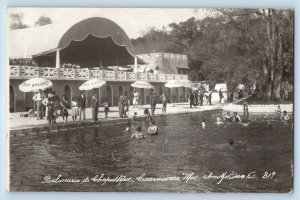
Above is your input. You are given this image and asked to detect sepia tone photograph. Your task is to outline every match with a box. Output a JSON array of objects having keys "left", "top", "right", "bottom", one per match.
[{"left": 7, "top": 7, "right": 294, "bottom": 192}]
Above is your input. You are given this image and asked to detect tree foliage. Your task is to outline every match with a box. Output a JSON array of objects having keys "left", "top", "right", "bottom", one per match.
[
  {"left": 34, "top": 15, "right": 52, "bottom": 26},
  {"left": 9, "top": 12, "right": 29, "bottom": 30},
  {"left": 131, "top": 9, "right": 294, "bottom": 100}
]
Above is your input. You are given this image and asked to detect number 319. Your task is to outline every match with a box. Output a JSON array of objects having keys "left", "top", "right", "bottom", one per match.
[{"left": 262, "top": 172, "right": 276, "bottom": 179}]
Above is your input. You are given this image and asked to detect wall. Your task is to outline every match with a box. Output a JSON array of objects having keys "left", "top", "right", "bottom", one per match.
[{"left": 9, "top": 79, "right": 186, "bottom": 112}]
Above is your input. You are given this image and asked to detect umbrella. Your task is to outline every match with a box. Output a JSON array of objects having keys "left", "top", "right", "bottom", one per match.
[
  {"left": 19, "top": 78, "right": 53, "bottom": 92},
  {"left": 165, "top": 80, "right": 193, "bottom": 88},
  {"left": 165, "top": 80, "right": 182, "bottom": 88},
  {"left": 180, "top": 80, "right": 193, "bottom": 88},
  {"left": 131, "top": 81, "right": 154, "bottom": 89},
  {"left": 79, "top": 79, "right": 106, "bottom": 91}
]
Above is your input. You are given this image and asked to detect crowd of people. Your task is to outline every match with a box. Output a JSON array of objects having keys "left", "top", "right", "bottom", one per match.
[
  {"left": 31, "top": 87, "right": 291, "bottom": 129},
  {"left": 32, "top": 88, "right": 170, "bottom": 125},
  {"left": 187, "top": 88, "right": 225, "bottom": 108},
  {"left": 124, "top": 108, "right": 158, "bottom": 140},
  {"left": 32, "top": 89, "right": 106, "bottom": 125},
  {"left": 118, "top": 90, "right": 169, "bottom": 118}
]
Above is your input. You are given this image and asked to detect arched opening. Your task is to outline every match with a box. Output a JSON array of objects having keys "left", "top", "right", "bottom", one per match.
[
  {"left": 10, "top": 85, "right": 15, "bottom": 112},
  {"left": 106, "top": 85, "right": 113, "bottom": 106},
  {"left": 24, "top": 92, "right": 34, "bottom": 111},
  {"left": 118, "top": 85, "right": 124, "bottom": 96},
  {"left": 64, "top": 85, "right": 72, "bottom": 105},
  {"left": 140, "top": 88, "right": 145, "bottom": 105},
  {"left": 167, "top": 88, "right": 172, "bottom": 103},
  {"left": 159, "top": 85, "right": 163, "bottom": 96},
  {"left": 182, "top": 87, "right": 186, "bottom": 102},
  {"left": 175, "top": 87, "right": 179, "bottom": 102},
  {"left": 129, "top": 87, "right": 134, "bottom": 104}
]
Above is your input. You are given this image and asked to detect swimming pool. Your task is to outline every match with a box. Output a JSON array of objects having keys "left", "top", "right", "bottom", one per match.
[{"left": 8, "top": 110, "right": 293, "bottom": 192}]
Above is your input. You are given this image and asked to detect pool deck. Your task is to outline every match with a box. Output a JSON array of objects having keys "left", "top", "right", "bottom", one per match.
[{"left": 8, "top": 103, "right": 223, "bottom": 135}]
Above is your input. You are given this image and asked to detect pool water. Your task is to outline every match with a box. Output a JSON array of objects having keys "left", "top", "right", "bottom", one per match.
[{"left": 9, "top": 111, "right": 293, "bottom": 192}]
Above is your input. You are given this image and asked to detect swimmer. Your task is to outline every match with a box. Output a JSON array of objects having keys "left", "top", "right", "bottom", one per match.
[
  {"left": 202, "top": 119, "right": 206, "bottom": 128},
  {"left": 232, "top": 112, "right": 241, "bottom": 122},
  {"left": 240, "top": 120, "right": 250, "bottom": 127},
  {"left": 216, "top": 117, "right": 224, "bottom": 125},
  {"left": 131, "top": 126, "right": 145, "bottom": 139},
  {"left": 125, "top": 121, "right": 131, "bottom": 132},
  {"left": 224, "top": 112, "right": 232, "bottom": 122},
  {"left": 227, "top": 139, "right": 234, "bottom": 146},
  {"left": 133, "top": 112, "right": 138, "bottom": 120},
  {"left": 147, "top": 120, "right": 158, "bottom": 135},
  {"left": 281, "top": 110, "right": 290, "bottom": 123},
  {"left": 144, "top": 108, "right": 153, "bottom": 121}
]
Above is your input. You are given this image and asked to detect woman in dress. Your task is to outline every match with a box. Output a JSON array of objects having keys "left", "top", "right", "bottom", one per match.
[
  {"left": 71, "top": 97, "right": 79, "bottom": 123},
  {"left": 133, "top": 90, "right": 140, "bottom": 108}
]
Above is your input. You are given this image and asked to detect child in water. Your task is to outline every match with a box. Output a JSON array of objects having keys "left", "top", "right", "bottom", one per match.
[
  {"left": 227, "top": 139, "right": 234, "bottom": 147},
  {"left": 224, "top": 112, "right": 232, "bottom": 122},
  {"left": 202, "top": 119, "right": 206, "bottom": 128},
  {"left": 232, "top": 112, "right": 242, "bottom": 122},
  {"left": 275, "top": 105, "right": 281, "bottom": 118},
  {"left": 216, "top": 117, "right": 224, "bottom": 125},
  {"left": 281, "top": 110, "right": 290, "bottom": 123},
  {"left": 125, "top": 121, "right": 131, "bottom": 132},
  {"left": 147, "top": 120, "right": 158, "bottom": 135},
  {"left": 131, "top": 126, "right": 145, "bottom": 139}
]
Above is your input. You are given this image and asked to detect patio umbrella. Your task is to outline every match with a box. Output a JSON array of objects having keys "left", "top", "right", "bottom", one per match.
[
  {"left": 19, "top": 78, "right": 53, "bottom": 92},
  {"left": 79, "top": 79, "right": 106, "bottom": 91},
  {"left": 180, "top": 80, "right": 193, "bottom": 88},
  {"left": 165, "top": 80, "right": 182, "bottom": 88},
  {"left": 131, "top": 81, "right": 154, "bottom": 89}
]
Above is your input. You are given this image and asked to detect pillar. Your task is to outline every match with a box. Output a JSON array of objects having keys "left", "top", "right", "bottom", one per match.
[
  {"left": 55, "top": 49, "right": 60, "bottom": 68},
  {"left": 134, "top": 56, "right": 138, "bottom": 73}
]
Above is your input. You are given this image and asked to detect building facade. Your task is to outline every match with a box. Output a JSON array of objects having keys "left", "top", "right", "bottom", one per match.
[{"left": 8, "top": 17, "right": 189, "bottom": 112}]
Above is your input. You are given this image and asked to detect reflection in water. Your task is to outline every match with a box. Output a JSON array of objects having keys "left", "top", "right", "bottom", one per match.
[{"left": 9, "top": 111, "right": 293, "bottom": 192}]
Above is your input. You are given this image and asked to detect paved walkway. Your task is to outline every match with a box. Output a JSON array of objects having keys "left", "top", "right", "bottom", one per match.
[{"left": 9, "top": 103, "right": 223, "bottom": 130}]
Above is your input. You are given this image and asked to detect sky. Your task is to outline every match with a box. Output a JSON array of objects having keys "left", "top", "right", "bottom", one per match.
[{"left": 7, "top": 7, "right": 208, "bottom": 38}]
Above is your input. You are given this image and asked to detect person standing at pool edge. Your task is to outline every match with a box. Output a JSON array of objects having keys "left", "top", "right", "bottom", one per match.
[
  {"left": 188, "top": 91, "right": 194, "bottom": 108},
  {"left": 208, "top": 91, "right": 212, "bottom": 105},
  {"left": 219, "top": 89, "right": 223, "bottom": 103},
  {"left": 243, "top": 101, "right": 249, "bottom": 122},
  {"left": 133, "top": 90, "right": 140, "bottom": 108},
  {"left": 32, "top": 89, "right": 45, "bottom": 120},
  {"left": 78, "top": 92, "right": 86, "bottom": 120},
  {"left": 118, "top": 92, "right": 127, "bottom": 118},
  {"left": 71, "top": 97, "right": 79, "bottom": 123},
  {"left": 60, "top": 95, "right": 69, "bottom": 123},
  {"left": 91, "top": 94, "right": 99, "bottom": 121},
  {"left": 159, "top": 91, "right": 168, "bottom": 114},
  {"left": 150, "top": 91, "right": 157, "bottom": 116}
]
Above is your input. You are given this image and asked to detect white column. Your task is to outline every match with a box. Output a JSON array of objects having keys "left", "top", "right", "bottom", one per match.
[
  {"left": 134, "top": 56, "right": 138, "bottom": 73},
  {"left": 55, "top": 49, "right": 60, "bottom": 68}
]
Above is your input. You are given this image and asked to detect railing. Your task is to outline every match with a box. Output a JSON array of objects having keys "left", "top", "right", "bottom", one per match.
[{"left": 9, "top": 65, "right": 188, "bottom": 82}]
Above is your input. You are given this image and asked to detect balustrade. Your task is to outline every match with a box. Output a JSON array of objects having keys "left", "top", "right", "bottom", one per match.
[{"left": 9, "top": 65, "right": 188, "bottom": 82}]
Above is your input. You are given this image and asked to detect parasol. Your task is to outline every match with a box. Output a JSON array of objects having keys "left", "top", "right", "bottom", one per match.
[
  {"left": 131, "top": 81, "right": 154, "bottom": 89},
  {"left": 19, "top": 78, "right": 53, "bottom": 92},
  {"left": 79, "top": 79, "right": 106, "bottom": 91},
  {"left": 165, "top": 80, "right": 193, "bottom": 88}
]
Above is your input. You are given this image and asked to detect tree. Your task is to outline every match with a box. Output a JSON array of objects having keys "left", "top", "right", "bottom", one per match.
[
  {"left": 34, "top": 15, "right": 52, "bottom": 26},
  {"left": 9, "top": 12, "right": 29, "bottom": 30},
  {"left": 215, "top": 9, "right": 293, "bottom": 100},
  {"left": 131, "top": 9, "right": 293, "bottom": 100}
]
